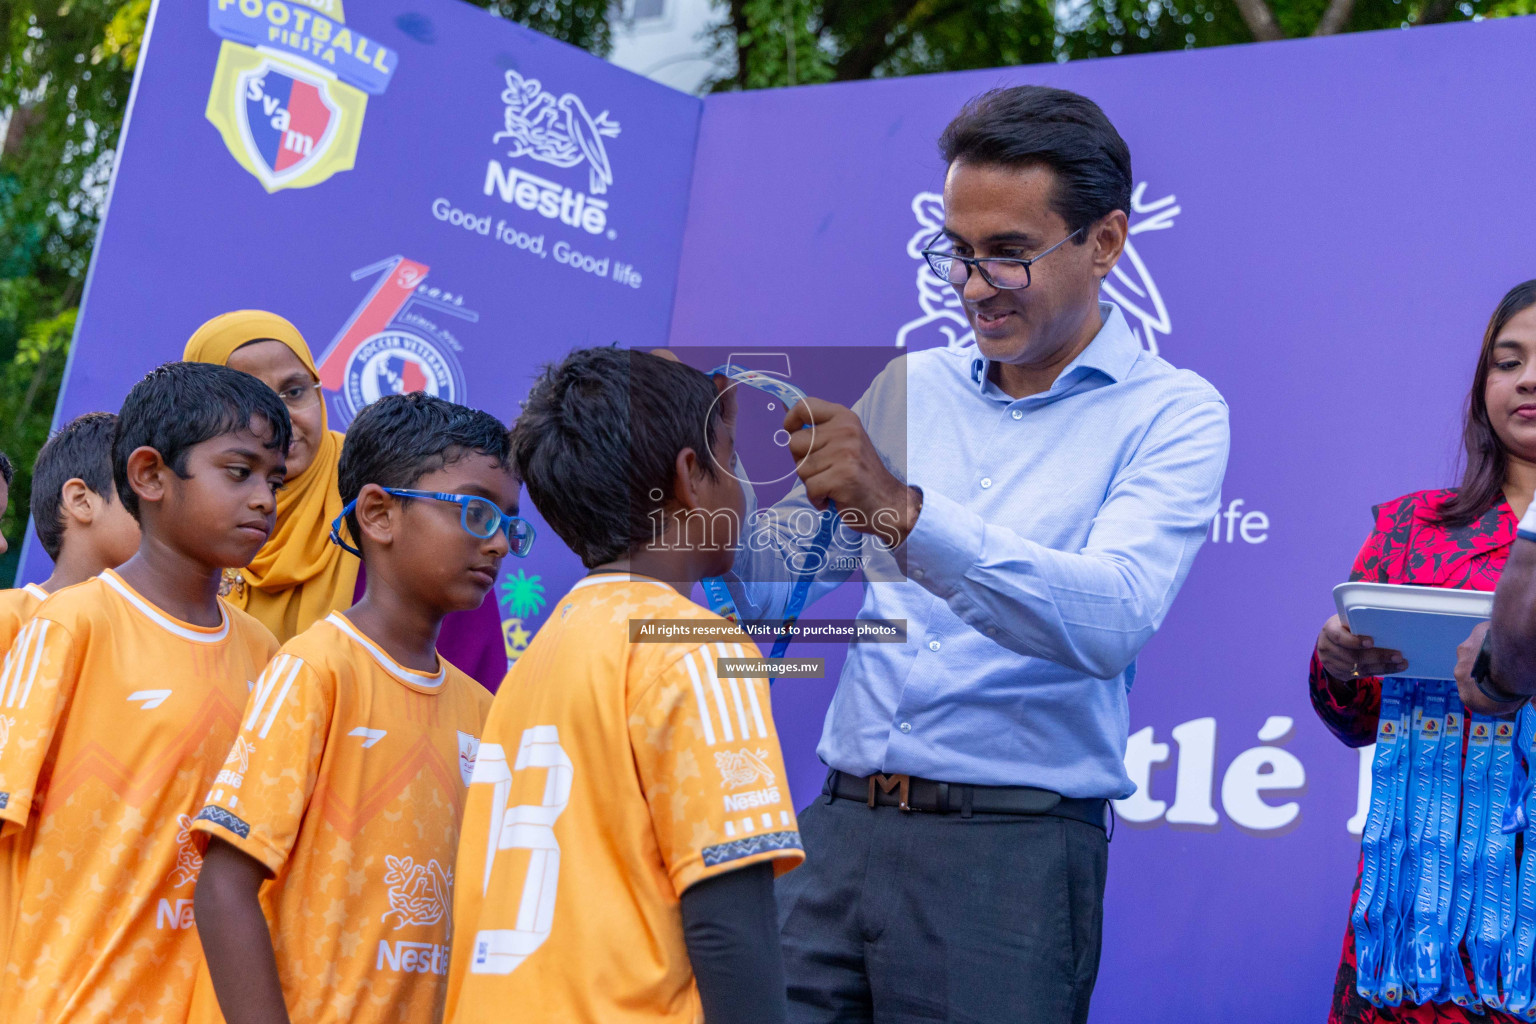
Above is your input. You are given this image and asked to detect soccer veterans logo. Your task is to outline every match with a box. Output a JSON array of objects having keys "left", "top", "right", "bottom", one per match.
[
  {"left": 315, "top": 256, "right": 475, "bottom": 428},
  {"left": 204, "top": 0, "right": 398, "bottom": 192}
]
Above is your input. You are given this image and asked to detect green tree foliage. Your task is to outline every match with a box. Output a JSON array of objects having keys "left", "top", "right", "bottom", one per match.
[{"left": 709, "top": 0, "right": 1499, "bottom": 86}]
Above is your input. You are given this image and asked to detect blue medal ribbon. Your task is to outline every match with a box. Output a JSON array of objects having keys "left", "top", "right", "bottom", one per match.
[
  {"left": 1506, "top": 709, "right": 1536, "bottom": 1015},
  {"left": 1357, "top": 677, "right": 1408, "bottom": 1003},
  {"left": 1409, "top": 682, "right": 1446, "bottom": 1002},
  {"left": 1456, "top": 713, "right": 1495, "bottom": 1007},
  {"left": 699, "top": 364, "right": 839, "bottom": 676},
  {"left": 1382, "top": 680, "right": 1418, "bottom": 1006},
  {"left": 1478, "top": 716, "right": 1518, "bottom": 1008},
  {"left": 1436, "top": 692, "right": 1468, "bottom": 1006}
]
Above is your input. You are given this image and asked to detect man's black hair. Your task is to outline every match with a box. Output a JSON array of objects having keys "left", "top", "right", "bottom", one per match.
[
  {"left": 0, "top": 451, "right": 11, "bottom": 487},
  {"left": 938, "top": 85, "right": 1132, "bottom": 239},
  {"left": 32, "top": 412, "right": 119, "bottom": 560},
  {"left": 512, "top": 347, "right": 724, "bottom": 569},
  {"left": 113, "top": 361, "right": 292, "bottom": 520},
  {"left": 337, "top": 392, "right": 514, "bottom": 548}
]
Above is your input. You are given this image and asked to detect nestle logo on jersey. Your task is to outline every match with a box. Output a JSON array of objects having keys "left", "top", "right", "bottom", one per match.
[
  {"left": 377, "top": 939, "right": 448, "bottom": 975},
  {"left": 157, "top": 898, "right": 195, "bottom": 930},
  {"left": 724, "top": 786, "right": 781, "bottom": 812}
]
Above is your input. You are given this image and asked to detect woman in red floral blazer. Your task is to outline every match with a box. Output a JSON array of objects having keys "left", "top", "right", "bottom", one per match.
[{"left": 1313, "top": 281, "right": 1536, "bottom": 1024}]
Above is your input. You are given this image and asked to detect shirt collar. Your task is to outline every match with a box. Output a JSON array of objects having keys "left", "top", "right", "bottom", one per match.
[{"left": 968, "top": 302, "right": 1142, "bottom": 398}]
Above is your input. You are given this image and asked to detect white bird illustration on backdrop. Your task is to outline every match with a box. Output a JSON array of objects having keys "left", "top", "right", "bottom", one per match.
[
  {"left": 1101, "top": 183, "right": 1180, "bottom": 355},
  {"left": 493, "top": 70, "right": 621, "bottom": 194},
  {"left": 895, "top": 182, "right": 1180, "bottom": 355}
]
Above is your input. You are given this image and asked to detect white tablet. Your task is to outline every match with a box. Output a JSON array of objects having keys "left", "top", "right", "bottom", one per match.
[{"left": 1333, "top": 582, "right": 1493, "bottom": 681}]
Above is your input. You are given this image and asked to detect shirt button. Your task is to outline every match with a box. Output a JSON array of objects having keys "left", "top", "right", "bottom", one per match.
[
  {"left": 1011, "top": 410, "right": 1023, "bottom": 420},
  {"left": 980, "top": 477, "right": 992, "bottom": 489},
  {"left": 899, "top": 721, "right": 913, "bottom": 734},
  {"left": 986, "top": 626, "right": 998, "bottom": 637},
  {"left": 928, "top": 639, "right": 941, "bottom": 652},
  {"left": 912, "top": 568, "right": 925, "bottom": 580}
]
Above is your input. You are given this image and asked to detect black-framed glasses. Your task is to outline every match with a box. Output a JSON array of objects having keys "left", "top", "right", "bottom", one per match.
[
  {"left": 920, "top": 227, "right": 1084, "bottom": 290},
  {"left": 328, "top": 488, "right": 536, "bottom": 558}
]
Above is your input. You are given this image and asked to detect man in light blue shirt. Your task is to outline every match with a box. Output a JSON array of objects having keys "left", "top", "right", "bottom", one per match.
[{"left": 737, "top": 86, "right": 1229, "bottom": 1024}]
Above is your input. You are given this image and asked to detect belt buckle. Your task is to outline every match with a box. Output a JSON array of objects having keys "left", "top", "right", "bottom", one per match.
[{"left": 867, "top": 773, "right": 912, "bottom": 812}]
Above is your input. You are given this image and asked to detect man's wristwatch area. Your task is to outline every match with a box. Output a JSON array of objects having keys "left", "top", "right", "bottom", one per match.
[{"left": 1473, "top": 630, "right": 1529, "bottom": 709}]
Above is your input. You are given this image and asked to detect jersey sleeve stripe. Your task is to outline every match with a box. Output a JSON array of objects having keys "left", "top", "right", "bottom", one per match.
[
  {"left": 243, "top": 654, "right": 288, "bottom": 731},
  {"left": 257, "top": 656, "right": 304, "bottom": 739},
  {"left": 716, "top": 642, "right": 751, "bottom": 741},
  {"left": 703, "top": 649, "right": 736, "bottom": 744},
  {"left": 3, "top": 620, "right": 49, "bottom": 710},
  {"left": 683, "top": 651, "right": 717, "bottom": 748},
  {"left": 15, "top": 620, "right": 50, "bottom": 709},
  {"left": 0, "top": 619, "right": 30, "bottom": 707},
  {"left": 734, "top": 642, "right": 770, "bottom": 740}
]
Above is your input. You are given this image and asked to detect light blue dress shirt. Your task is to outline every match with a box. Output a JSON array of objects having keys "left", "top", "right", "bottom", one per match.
[{"left": 731, "top": 302, "right": 1230, "bottom": 799}]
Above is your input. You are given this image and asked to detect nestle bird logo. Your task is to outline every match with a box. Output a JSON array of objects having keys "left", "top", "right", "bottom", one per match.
[
  {"left": 381, "top": 855, "right": 452, "bottom": 929},
  {"left": 494, "top": 70, "right": 620, "bottom": 196}
]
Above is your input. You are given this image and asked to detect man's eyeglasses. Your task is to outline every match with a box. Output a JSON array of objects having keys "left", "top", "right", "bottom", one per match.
[
  {"left": 275, "top": 382, "right": 323, "bottom": 412},
  {"left": 329, "top": 488, "right": 536, "bottom": 558},
  {"left": 919, "top": 227, "right": 1084, "bottom": 291}
]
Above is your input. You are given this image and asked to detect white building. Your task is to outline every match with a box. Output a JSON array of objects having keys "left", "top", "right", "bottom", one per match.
[{"left": 608, "top": 0, "right": 724, "bottom": 95}]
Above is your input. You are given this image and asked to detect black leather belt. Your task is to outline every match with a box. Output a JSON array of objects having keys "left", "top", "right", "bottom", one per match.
[{"left": 826, "top": 769, "right": 1108, "bottom": 831}]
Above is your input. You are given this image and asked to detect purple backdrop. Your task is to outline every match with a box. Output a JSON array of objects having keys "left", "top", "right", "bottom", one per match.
[
  {"left": 671, "top": 18, "right": 1536, "bottom": 1021},
  {"left": 28, "top": 3, "right": 1536, "bottom": 1019}
]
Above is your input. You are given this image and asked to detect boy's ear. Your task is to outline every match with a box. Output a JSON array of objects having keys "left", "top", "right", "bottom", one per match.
[
  {"left": 353, "top": 483, "right": 396, "bottom": 549},
  {"left": 672, "top": 448, "right": 705, "bottom": 512},
  {"left": 59, "top": 478, "right": 98, "bottom": 526},
  {"left": 125, "top": 448, "right": 171, "bottom": 509}
]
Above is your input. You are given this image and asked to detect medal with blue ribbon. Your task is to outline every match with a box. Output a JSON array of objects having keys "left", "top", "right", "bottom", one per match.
[{"left": 699, "top": 364, "right": 838, "bottom": 678}]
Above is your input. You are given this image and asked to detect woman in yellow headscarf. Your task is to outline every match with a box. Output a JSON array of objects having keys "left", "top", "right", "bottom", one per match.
[{"left": 184, "top": 310, "right": 359, "bottom": 641}]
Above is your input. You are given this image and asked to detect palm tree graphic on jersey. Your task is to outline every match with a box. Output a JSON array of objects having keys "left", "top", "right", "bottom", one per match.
[
  {"left": 494, "top": 70, "right": 620, "bottom": 195},
  {"left": 896, "top": 183, "right": 1180, "bottom": 355}
]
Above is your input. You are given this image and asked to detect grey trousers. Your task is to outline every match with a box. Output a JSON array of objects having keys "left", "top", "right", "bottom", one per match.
[{"left": 777, "top": 781, "right": 1109, "bottom": 1024}]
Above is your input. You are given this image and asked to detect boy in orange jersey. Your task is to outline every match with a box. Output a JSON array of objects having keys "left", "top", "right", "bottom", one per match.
[
  {"left": 0, "top": 413, "right": 142, "bottom": 655},
  {"left": 0, "top": 362, "right": 290, "bottom": 1024},
  {"left": 0, "top": 412, "right": 141, "bottom": 969},
  {"left": 0, "top": 448, "right": 31, "bottom": 648},
  {"left": 190, "top": 393, "right": 525, "bottom": 1024},
  {"left": 445, "top": 348, "right": 803, "bottom": 1024}
]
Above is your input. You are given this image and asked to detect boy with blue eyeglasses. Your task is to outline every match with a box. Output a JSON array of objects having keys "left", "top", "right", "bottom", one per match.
[{"left": 188, "top": 393, "right": 531, "bottom": 1024}]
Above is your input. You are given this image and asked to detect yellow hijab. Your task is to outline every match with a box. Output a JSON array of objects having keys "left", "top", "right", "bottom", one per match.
[{"left": 184, "top": 310, "right": 359, "bottom": 642}]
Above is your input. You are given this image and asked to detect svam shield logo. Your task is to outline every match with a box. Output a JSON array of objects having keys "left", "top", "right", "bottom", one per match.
[{"left": 237, "top": 61, "right": 340, "bottom": 188}]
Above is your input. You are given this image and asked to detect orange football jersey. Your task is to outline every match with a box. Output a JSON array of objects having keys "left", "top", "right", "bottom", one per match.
[
  {"left": 187, "top": 612, "right": 493, "bottom": 1024},
  {"left": 0, "top": 569, "right": 278, "bottom": 1024},
  {"left": 0, "top": 582, "right": 46, "bottom": 655},
  {"left": 444, "top": 574, "right": 803, "bottom": 1024},
  {"left": 0, "top": 581, "right": 45, "bottom": 967}
]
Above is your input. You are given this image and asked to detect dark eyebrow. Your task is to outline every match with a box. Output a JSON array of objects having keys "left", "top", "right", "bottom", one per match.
[
  {"left": 1494, "top": 339, "right": 1526, "bottom": 351},
  {"left": 943, "top": 228, "right": 1040, "bottom": 247},
  {"left": 221, "top": 447, "right": 265, "bottom": 461},
  {"left": 275, "top": 373, "right": 312, "bottom": 391}
]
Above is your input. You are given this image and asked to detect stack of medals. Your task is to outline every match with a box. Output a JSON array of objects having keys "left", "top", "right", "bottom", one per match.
[{"left": 1355, "top": 677, "right": 1536, "bottom": 1014}]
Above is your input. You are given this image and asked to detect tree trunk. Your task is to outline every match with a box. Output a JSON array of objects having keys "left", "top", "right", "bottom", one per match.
[{"left": 1231, "top": 0, "right": 1286, "bottom": 40}]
